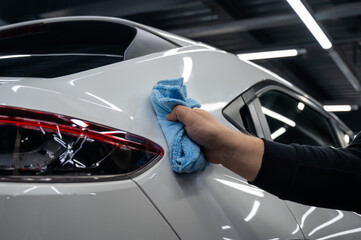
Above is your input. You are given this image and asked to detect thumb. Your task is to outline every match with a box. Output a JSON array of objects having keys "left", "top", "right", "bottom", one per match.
[
  {"left": 166, "top": 111, "right": 177, "bottom": 121},
  {"left": 166, "top": 105, "right": 190, "bottom": 123}
]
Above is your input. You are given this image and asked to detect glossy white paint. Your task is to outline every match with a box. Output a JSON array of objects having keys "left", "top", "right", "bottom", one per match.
[
  {"left": 286, "top": 201, "right": 361, "bottom": 240},
  {"left": 0, "top": 180, "right": 178, "bottom": 240},
  {"left": 134, "top": 158, "right": 304, "bottom": 239},
  {"left": 0, "top": 16, "right": 359, "bottom": 239}
]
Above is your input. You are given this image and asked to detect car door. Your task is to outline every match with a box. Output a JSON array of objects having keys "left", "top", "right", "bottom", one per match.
[{"left": 223, "top": 79, "right": 361, "bottom": 240}]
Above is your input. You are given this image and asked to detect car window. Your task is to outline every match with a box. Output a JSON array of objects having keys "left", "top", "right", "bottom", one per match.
[
  {"left": 258, "top": 90, "right": 338, "bottom": 147},
  {"left": 0, "top": 20, "right": 177, "bottom": 78}
]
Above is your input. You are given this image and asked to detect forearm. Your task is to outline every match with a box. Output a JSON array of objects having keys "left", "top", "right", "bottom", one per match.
[
  {"left": 220, "top": 131, "right": 264, "bottom": 182},
  {"left": 252, "top": 139, "right": 361, "bottom": 213}
]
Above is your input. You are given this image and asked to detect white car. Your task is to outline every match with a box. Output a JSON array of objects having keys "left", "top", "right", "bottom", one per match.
[{"left": 0, "top": 16, "right": 359, "bottom": 240}]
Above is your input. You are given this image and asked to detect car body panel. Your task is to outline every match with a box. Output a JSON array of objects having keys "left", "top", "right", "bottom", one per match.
[
  {"left": 0, "top": 44, "right": 304, "bottom": 239},
  {"left": 0, "top": 16, "right": 359, "bottom": 239},
  {"left": 133, "top": 159, "right": 304, "bottom": 239},
  {"left": 285, "top": 201, "right": 361, "bottom": 240},
  {"left": 0, "top": 180, "right": 179, "bottom": 240},
  {"left": 0, "top": 45, "right": 279, "bottom": 143}
]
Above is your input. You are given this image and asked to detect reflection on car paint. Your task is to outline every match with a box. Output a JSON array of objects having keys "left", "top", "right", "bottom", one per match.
[
  {"left": 308, "top": 210, "right": 344, "bottom": 237},
  {"left": 244, "top": 200, "right": 261, "bottom": 222},
  {"left": 316, "top": 227, "right": 361, "bottom": 240},
  {"left": 136, "top": 46, "right": 215, "bottom": 64},
  {"left": 84, "top": 92, "right": 123, "bottom": 112},
  {"left": 201, "top": 101, "right": 228, "bottom": 112},
  {"left": 182, "top": 56, "right": 192, "bottom": 83},
  {"left": 292, "top": 206, "right": 316, "bottom": 235},
  {"left": 215, "top": 178, "right": 264, "bottom": 198},
  {"left": 11, "top": 85, "right": 61, "bottom": 95},
  {"left": 69, "top": 71, "right": 103, "bottom": 86}
]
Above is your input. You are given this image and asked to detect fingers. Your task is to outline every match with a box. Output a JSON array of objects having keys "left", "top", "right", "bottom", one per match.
[
  {"left": 165, "top": 111, "right": 177, "bottom": 121},
  {"left": 166, "top": 105, "right": 192, "bottom": 124}
]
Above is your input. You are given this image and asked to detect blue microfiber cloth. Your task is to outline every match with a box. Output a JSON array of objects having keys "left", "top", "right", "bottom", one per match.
[{"left": 150, "top": 78, "right": 207, "bottom": 173}]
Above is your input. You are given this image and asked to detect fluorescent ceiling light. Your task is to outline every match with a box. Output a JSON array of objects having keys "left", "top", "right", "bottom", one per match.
[
  {"left": 238, "top": 49, "right": 298, "bottom": 60},
  {"left": 287, "top": 0, "right": 332, "bottom": 49},
  {"left": 262, "top": 107, "right": 296, "bottom": 127},
  {"left": 0, "top": 54, "right": 31, "bottom": 59},
  {"left": 323, "top": 105, "right": 352, "bottom": 112}
]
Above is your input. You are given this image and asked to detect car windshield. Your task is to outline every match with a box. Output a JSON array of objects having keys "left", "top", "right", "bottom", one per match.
[{"left": 0, "top": 20, "right": 136, "bottom": 78}]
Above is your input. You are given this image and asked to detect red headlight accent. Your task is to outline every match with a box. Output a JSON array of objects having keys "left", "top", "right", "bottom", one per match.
[{"left": 0, "top": 106, "right": 164, "bottom": 182}]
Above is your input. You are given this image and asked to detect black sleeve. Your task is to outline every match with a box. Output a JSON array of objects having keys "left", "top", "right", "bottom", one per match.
[{"left": 251, "top": 133, "right": 361, "bottom": 213}]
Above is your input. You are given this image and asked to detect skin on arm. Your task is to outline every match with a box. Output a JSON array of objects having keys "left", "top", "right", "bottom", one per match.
[{"left": 166, "top": 105, "right": 264, "bottom": 182}]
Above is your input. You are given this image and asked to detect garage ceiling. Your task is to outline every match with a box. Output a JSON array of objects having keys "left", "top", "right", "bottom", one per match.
[{"left": 1, "top": 0, "right": 360, "bottom": 131}]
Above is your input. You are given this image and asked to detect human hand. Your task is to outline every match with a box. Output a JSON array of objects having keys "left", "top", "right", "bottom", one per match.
[
  {"left": 166, "top": 105, "right": 263, "bottom": 181},
  {"left": 166, "top": 105, "right": 234, "bottom": 165}
]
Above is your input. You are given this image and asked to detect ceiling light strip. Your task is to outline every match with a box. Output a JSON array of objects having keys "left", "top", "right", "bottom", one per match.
[
  {"left": 238, "top": 49, "right": 298, "bottom": 60},
  {"left": 287, "top": 0, "right": 332, "bottom": 49}
]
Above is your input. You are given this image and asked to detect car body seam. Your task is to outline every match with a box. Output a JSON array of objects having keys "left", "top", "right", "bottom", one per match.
[{"left": 132, "top": 179, "right": 181, "bottom": 240}]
